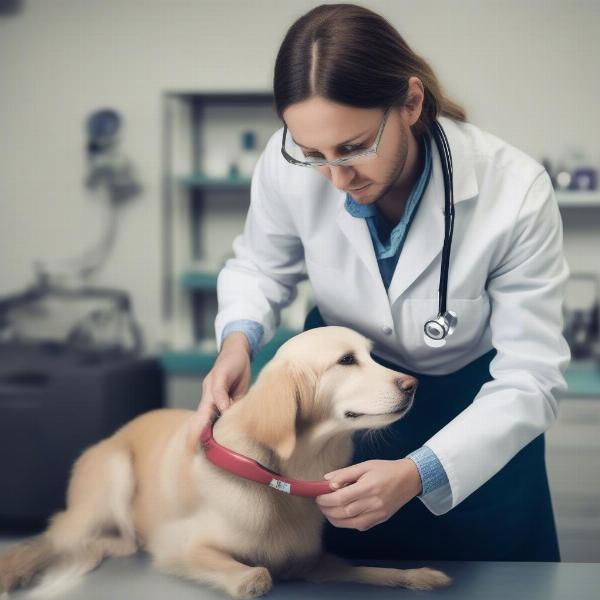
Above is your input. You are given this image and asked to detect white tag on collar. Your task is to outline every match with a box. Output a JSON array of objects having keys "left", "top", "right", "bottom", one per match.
[{"left": 269, "top": 479, "right": 291, "bottom": 494}]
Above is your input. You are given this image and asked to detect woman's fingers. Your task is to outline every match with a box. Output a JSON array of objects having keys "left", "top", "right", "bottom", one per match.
[{"left": 211, "top": 387, "right": 232, "bottom": 414}]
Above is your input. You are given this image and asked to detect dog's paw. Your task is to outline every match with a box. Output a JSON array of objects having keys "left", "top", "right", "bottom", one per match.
[
  {"left": 403, "top": 567, "right": 452, "bottom": 590},
  {"left": 232, "top": 566, "right": 273, "bottom": 599}
]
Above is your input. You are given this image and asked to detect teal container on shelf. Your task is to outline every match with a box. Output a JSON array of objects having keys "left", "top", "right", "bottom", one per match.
[{"left": 181, "top": 271, "right": 218, "bottom": 290}]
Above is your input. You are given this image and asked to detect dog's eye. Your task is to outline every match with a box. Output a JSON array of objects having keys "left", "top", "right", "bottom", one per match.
[
  {"left": 338, "top": 353, "right": 356, "bottom": 366},
  {"left": 344, "top": 411, "right": 364, "bottom": 418},
  {"left": 344, "top": 410, "right": 365, "bottom": 419}
]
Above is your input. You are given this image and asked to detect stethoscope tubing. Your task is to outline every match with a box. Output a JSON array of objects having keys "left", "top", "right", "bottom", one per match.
[{"left": 430, "top": 120, "right": 455, "bottom": 319}]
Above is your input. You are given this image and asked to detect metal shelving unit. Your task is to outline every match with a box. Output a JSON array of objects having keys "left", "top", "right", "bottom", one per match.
[
  {"left": 160, "top": 91, "right": 306, "bottom": 379},
  {"left": 159, "top": 93, "right": 598, "bottom": 380}
]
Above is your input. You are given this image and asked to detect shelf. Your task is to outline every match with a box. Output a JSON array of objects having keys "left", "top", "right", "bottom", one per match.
[
  {"left": 161, "top": 338, "right": 600, "bottom": 397},
  {"left": 564, "top": 360, "right": 600, "bottom": 397},
  {"left": 160, "top": 327, "right": 300, "bottom": 378},
  {"left": 181, "top": 270, "right": 218, "bottom": 290},
  {"left": 161, "top": 348, "right": 217, "bottom": 374},
  {"left": 556, "top": 191, "right": 600, "bottom": 207},
  {"left": 164, "top": 91, "right": 273, "bottom": 104},
  {"left": 175, "top": 178, "right": 598, "bottom": 200},
  {"left": 177, "top": 174, "right": 251, "bottom": 189}
]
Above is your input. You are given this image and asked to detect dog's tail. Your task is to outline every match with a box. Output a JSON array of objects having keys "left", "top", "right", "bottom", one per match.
[
  {"left": 0, "top": 534, "right": 57, "bottom": 597},
  {"left": 26, "top": 541, "right": 108, "bottom": 600},
  {"left": 0, "top": 530, "right": 134, "bottom": 599},
  {"left": 0, "top": 438, "right": 138, "bottom": 598}
]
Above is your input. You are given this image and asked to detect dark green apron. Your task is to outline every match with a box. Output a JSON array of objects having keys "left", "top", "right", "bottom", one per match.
[{"left": 304, "top": 307, "right": 560, "bottom": 562}]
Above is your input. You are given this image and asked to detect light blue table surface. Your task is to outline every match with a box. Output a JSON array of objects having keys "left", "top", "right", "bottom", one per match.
[{"left": 1, "top": 536, "right": 599, "bottom": 600}]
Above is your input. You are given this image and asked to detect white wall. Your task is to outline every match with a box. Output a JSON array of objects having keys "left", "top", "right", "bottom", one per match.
[{"left": 1, "top": 0, "right": 599, "bottom": 352}]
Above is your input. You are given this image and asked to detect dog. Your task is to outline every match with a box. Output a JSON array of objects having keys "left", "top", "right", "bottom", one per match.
[{"left": 0, "top": 326, "right": 451, "bottom": 598}]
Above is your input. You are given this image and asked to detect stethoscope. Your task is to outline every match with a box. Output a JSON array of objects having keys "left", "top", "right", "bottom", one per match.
[{"left": 423, "top": 120, "right": 457, "bottom": 348}]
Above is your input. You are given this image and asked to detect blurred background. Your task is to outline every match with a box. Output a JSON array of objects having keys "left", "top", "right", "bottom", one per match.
[{"left": 0, "top": 0, "right": 598, "bottom": 562}]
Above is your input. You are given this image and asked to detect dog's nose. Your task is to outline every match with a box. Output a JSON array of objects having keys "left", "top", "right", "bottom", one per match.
[{"left": 396, "top": 377, "right": 418, "bottom": 396}]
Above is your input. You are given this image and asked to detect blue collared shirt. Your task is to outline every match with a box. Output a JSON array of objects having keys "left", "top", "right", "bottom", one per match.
[
  {"left": 221, "top": 131, "right": 450, "bottom": 501},
  {"left": 343, "top": 130, "right": 432, "bottom": 291}
]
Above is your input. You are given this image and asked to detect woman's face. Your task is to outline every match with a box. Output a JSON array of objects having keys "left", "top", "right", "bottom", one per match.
[{"left": 282, "top": 82, "right": 423, "bottom": 205}]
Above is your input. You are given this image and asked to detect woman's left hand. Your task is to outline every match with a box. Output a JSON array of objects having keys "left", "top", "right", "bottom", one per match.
[{"left": 315, "top": 459, "right": 423, "bottom": 531}]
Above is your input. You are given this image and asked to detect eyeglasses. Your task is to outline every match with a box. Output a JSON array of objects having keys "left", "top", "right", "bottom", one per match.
[{"left": 281, "top": 106, "right": 392, "bottom": 168}]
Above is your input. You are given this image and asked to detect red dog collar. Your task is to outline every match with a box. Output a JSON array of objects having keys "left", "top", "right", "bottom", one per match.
[{"left": 200, "top": 419, "right": 332, "bottom": 498}]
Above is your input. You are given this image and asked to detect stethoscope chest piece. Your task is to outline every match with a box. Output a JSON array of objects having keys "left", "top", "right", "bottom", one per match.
[{"left": 424, "top": 310, "right": 457, "bottom": 348}]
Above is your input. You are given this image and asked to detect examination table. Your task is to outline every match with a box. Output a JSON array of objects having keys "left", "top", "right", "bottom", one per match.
[{"left": 0, "top": 537, "right": 598, "bottom": 599}]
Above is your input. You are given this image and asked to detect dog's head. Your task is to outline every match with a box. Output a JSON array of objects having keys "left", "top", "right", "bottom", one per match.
[{"left": 238, "top": 326, "right": 417, "bottom": 461}]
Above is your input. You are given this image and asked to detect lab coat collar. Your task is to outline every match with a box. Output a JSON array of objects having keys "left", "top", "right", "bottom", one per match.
[
  {"left": 335, "top": 117, "right": 479, "bottom": 304},
  {"left": 437, "top": 115, "right": 479, "bottom": 205}
]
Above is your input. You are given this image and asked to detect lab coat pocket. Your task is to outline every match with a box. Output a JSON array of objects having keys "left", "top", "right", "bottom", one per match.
[{"left": 401, "top": 294, "right": 490, "bottom": 352}]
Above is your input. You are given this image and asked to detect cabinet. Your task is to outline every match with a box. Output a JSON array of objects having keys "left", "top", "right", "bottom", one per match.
[
  {"left": 546, "top": 363, "right": 600, "bottom": 562},
  {"left": 160, "top": 91, "right": 313, "bottom": 396}
]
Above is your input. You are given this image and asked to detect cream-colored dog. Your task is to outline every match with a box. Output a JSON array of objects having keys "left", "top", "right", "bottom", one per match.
[{"left": 0, "top": 326, "right": 451, "bottom": 598}]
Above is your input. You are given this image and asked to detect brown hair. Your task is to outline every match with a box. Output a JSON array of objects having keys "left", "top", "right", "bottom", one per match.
[{"left": 274, "top": 3, "right": 466, "bottom": 134}]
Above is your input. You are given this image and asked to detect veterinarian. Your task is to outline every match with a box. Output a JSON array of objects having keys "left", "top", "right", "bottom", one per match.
[{"left": 194, "top": 4, "right": 570, "bottom": 562}]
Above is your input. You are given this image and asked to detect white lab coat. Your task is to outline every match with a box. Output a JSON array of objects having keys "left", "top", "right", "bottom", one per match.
[{"left": 215, "top": 116, "right": 571, "bottom": 515}]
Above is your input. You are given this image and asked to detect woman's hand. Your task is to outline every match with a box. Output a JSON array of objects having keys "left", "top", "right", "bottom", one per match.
[
  {"left": 315, "top": 459, "right": 423, "bottom": 531},
  {"left": 187, "top": 332, "right": 252, "bottom": 450}
]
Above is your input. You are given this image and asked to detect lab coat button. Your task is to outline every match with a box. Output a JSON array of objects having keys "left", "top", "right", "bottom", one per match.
[{"left": 381, "top": 325, "right": 393, "bottom": 335}]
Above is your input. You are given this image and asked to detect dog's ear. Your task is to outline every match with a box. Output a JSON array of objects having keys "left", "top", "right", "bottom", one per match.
[{"left": 239, "top": 358, "right": 316, "bottom": 461}]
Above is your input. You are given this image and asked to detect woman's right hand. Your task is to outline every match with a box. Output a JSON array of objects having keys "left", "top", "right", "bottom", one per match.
[{"left": 188, "top": 332, "right": 253, "bottom": 446}]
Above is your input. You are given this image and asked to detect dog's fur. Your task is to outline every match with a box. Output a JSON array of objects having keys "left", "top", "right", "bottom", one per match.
[{"left": 0, "top": 326, "right": 451, "bottom": 598}]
